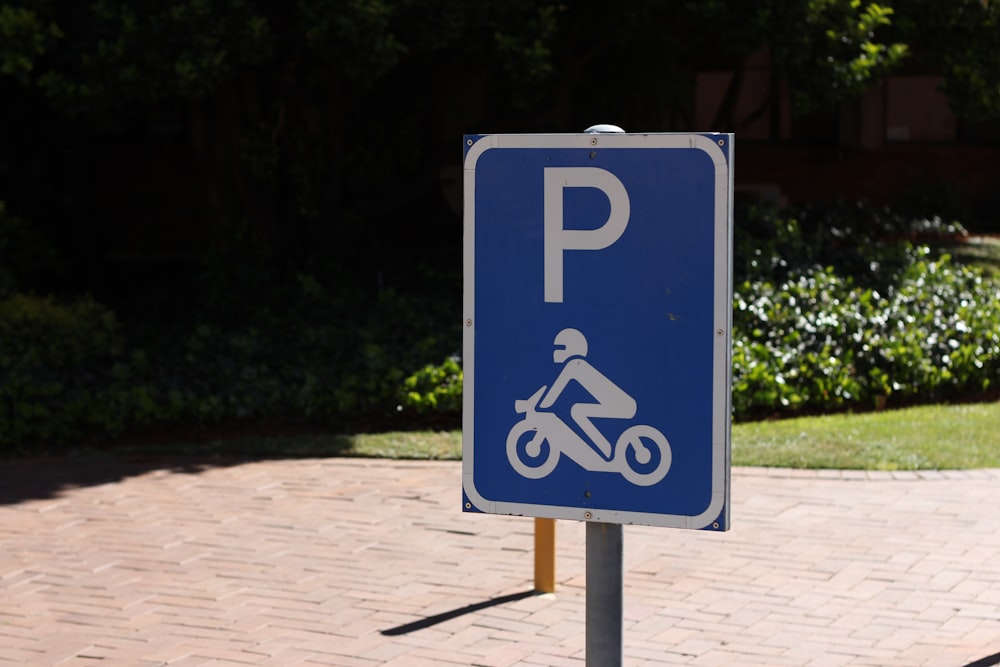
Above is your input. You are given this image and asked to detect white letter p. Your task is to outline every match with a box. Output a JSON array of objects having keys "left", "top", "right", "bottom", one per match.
[{"left": 544, "top": 167, "right": 630, "bottom": 303}]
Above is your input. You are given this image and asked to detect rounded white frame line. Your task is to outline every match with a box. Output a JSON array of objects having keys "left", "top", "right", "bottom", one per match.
[{"left": 462, "top": 133, "right": 732, "bottom": 530}]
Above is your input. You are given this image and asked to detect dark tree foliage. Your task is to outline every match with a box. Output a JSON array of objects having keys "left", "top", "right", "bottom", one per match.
[
  {"left": 1, "top": 2, "right": 559, "bottom": 292},
  {"left": 1, "top": 1, "right": 999, "bottom": 446},
  {"left": 0, "top": 0, "right": 992, "bottom": 302},
  {"left": 894, "top": 0, "right": 1000, "bottom": 122}
]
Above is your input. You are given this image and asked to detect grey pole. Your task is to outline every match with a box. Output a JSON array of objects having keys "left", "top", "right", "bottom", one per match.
[
  {"left": 586, "top": 521, "right": 624, "bottom": 666},
  {"left": 582, "top": 123, "right": 626, "bottom": 667}
]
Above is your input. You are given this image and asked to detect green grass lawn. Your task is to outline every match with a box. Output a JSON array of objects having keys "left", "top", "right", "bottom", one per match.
[
  {"left": 731, "top": 401, "right": 999, "bottom": 470},
  {"left": 112, "top": 400, "right": 1000, "bottom": 471}
]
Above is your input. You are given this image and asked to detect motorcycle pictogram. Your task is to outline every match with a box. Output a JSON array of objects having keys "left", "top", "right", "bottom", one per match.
[{"left": 505, "top": 328, "right": 672, "bottom": 486}]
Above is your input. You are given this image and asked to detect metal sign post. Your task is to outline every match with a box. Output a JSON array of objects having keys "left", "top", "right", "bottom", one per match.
[
  {"left": 581, "top": 125, "right": 625, "bottom": 667},
  {"left": 587, "top": 521, "right": 624, "bottom": 666}
]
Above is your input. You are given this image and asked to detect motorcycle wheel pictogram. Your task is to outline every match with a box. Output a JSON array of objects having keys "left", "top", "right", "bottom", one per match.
[
  {"left": 616, "top": 424, "right": 671, "bottom": 486},
  {"left": 506, "top": 420, "right": 560, "bottom": 479}
]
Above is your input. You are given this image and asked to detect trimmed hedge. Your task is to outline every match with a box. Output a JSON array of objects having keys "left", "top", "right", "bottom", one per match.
[
  {"left": 0, "top": 281, "right": 461, "bottom": 452},
  {"left": 2, "top": 202, "right": 998, "bottom": 452},
  {"left": 732, "top": 252, "right": 1000, "bottom": 418},
  {"left": 404, "top": 204, "right": 1000, "bottom": 422},
  {"left": 728, "top": 204, "right": 999, "bottom": 417},
  {"left": 0, "top": 294, "right": 129, "bottom": 449}
]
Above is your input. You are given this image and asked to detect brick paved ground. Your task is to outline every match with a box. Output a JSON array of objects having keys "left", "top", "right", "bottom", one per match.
[{"left": 1, "top": 458, "right": 998, "bottom": 666}]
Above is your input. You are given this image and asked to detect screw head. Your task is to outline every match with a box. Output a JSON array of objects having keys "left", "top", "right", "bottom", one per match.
[
  {"left": 584, "top": 511, "right": 593, "bottom": 520},
  {"left": 465, "top": 502, "right": 472, "bottom": 509}
]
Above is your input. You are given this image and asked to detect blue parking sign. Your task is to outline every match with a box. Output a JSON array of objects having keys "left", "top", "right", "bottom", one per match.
[{"left": 463, "top": 133, "right": 733, "bottom": 530}]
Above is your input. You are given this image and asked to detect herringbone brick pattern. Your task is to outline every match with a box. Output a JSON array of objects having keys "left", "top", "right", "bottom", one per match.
[{"left": 1, "top": 458, "right": 998, "bottom": 666}]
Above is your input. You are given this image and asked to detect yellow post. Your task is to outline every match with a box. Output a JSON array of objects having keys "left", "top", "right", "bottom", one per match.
[{"left": 534, "top": 518, "right": 557, "bottom": 593}]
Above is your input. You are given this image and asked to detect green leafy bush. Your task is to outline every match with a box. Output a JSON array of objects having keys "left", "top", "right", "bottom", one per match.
[
  {"left": 0, "top": 272, "right": 463, "bottom": 452},
  {"left": 400, "top": 356, "right": 462, "bottom": 414},
  {"left": 734, "top": 201, "right": 963, "bottom": 287},
  {"left": 4, "top": 201, "right": 996, "bottom": 451},
  {"left": 129, "top": 280, "right": 460, "bottom": 431},
  {"left": 732, "top": 203, "right": 1000, "bottom": 420},
  {"left": 397, "top": 204, "right": 1000, "bottom": 423},
  {"left": 0, "top": 293, "right": 130, "bottom": 450}
]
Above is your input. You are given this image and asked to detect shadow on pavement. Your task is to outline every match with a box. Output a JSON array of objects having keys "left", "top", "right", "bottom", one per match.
[
  {"left": 0, "top": 428, "right": 361, "bottom": 505},
  {"left": 963, "top": 652, "right": 1000, "bottom": 667},
  {"left": 380, "top": 589, "right": 539, "bottom": 636},
  {"left": 0, "top": 455, "right": 240, "bottom": 505}
]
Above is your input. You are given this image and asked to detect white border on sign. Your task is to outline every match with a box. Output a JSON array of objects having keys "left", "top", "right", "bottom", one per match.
[{"left": 462, "top": 133, "right": 733, "bottom": 530}]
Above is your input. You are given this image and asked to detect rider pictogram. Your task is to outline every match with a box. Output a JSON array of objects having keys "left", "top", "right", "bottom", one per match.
[
  {"left": 539, "top": 328, "right": 636, "bottom": 459},
  {"left": 506, "top": 328, "right": 672, "bottom": 486}
]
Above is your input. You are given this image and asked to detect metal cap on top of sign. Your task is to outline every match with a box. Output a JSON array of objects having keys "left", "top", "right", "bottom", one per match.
[{"left": 462, "top": 132, "right": 733, "bottom": 530}]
